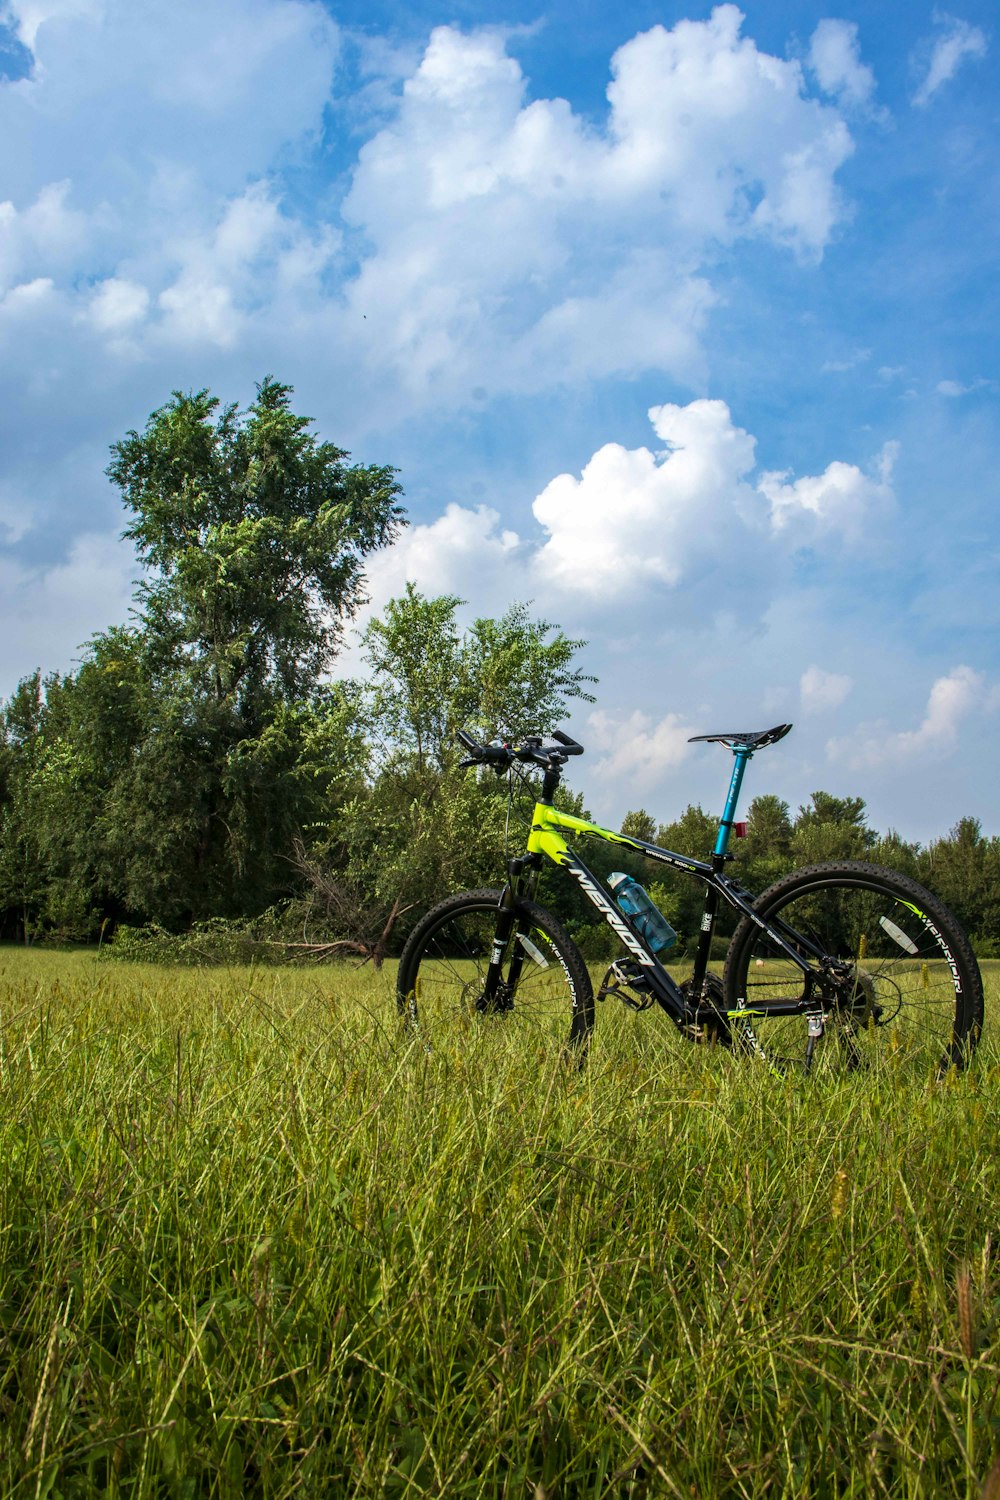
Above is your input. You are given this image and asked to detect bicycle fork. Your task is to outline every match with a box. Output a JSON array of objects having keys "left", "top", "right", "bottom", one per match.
[{"left": 478, "top": 857, "right": 540, "bottom": 1011}]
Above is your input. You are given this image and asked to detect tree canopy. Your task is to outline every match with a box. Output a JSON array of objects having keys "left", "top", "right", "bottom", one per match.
[{"left": 109, "top": 377, "right": 404, "bottom": 711}]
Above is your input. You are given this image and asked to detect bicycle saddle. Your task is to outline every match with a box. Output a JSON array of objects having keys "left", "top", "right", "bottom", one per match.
[{"left": 687, "top": 723, "right": 792, "bottom": 750}]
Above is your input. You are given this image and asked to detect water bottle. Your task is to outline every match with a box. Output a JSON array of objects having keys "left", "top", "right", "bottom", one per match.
[{"left": 608, "top": 872, "right": 676, "bottom": 953}]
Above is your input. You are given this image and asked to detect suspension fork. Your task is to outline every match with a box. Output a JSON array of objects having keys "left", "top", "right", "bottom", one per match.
[{"left": 481, "top": 854, "right": 543, "bottom": 1004}]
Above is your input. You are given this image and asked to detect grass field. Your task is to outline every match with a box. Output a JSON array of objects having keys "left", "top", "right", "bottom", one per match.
[{"left": 1, "top": 948, "right": 998, "bottom": 1497}]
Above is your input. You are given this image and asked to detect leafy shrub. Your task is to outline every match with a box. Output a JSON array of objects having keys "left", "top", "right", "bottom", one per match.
[{"left": 104, "top": 912, "right": 290, "bottom": 966}]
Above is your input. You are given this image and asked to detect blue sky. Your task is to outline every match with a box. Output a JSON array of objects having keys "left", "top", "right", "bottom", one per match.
[{"left": 0, "top": 0, "right": 997, "bottom": 840}]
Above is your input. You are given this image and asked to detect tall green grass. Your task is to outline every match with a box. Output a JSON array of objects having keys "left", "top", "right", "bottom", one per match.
[{"left": 1, "top": 948, "right": 997, "bottom": 1497}]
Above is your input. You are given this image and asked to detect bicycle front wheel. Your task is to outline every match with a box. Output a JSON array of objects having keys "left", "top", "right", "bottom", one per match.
[
  {"left": 723, "top": 862, "right": 984, "bottom": 1076},
  {"left": 396, "top": 887, "right": 594, "bottom": 1054}
]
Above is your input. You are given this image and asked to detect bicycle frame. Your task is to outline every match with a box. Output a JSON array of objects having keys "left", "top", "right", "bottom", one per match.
[{"left": 490, "top": 747, "right": 827, "bottom": 1032}]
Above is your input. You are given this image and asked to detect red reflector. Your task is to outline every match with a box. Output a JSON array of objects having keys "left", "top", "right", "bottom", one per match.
[{"left": 734, "top": 821, "right": 748, "bottom": 838}]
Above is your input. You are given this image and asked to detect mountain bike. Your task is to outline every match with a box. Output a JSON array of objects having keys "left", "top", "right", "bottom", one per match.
[{"left": 396, "top": 725, "right": 984, "bottom": 1075}]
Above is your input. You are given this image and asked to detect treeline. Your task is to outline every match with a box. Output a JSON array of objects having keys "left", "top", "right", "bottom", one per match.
[
  {"left": 593, "top": 802, "right": 1000, "bottom": 961},
  {"left": 1, "top": 378, "right": 997, "bottom": 958}
]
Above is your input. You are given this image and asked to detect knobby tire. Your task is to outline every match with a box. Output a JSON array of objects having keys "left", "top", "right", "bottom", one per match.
[{"left": 722, "top": 861, "right": 983, "bottom": 1075}]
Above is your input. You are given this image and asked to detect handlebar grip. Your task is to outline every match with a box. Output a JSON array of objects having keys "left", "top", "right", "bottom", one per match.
[
  {"left": 552, "top": 730, "right": 584, "bottom": 756},
  {"left": 455, "top": 729, "right": 511, "bottom": 770}
]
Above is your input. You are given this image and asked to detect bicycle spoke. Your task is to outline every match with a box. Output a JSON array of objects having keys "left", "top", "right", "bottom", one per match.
[{"left": 724, "top": 864, "right": 981, "bottom": 1076}]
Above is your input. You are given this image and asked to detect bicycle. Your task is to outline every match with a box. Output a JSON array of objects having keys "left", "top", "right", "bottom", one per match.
[{"left": 396, "top": 724, "right": 984, "bottom": 1075}]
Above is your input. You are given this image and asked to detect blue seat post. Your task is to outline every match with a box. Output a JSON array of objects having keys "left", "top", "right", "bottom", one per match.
[{"left": 714, "top": 747, "right": 751, "bottom": 859}]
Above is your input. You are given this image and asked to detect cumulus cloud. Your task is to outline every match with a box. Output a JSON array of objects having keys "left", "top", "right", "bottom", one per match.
[
  {"left": 827, "top": 665, "right": 985, "bottom": 768},
  {"left": 84, "top": 277, "right": 149, "bottom": 334},
  {"left": 0, "top": 180, "right": 93, "bottom": 293},
  {"left": 808, "top": 19, "right": 877, "bottom": 109},
  {"left": 351, "top": 399, "right": 898, "bottom": 632},
  {"left": 340, "top": 6, "right": 855, "bottom": 398},
  {"left": 0, "top": 0, "right": 339, "bottom": 204},
  {"left": 800, "top": 664, "right": 852, "bottom": 712},
  {"left": 913, "top": 16, "right": 988, "bottom": 107},
  {"left": 531, "top": 400, "right": 895, "bottom": 600},
  {"left": 0, "top": 2, "right": 859, "bottom": 483},
  {"left": 362, "top": 502, "right": 522, "bottom": 612},
  {"left": 152, "top": 184, "right": 339, "bottom": 351},
  {"left": 0, "top": 1, "right": 866, "bottom": 700},
  {"left": 531, "top": 399, "right": 760, "bottom": 596},
  {"left": 587, "top": 708, "right": 696, "bottom": 785},
  {"left": 0, "top": 531, "right": 137, "bottom": 688},
  {"left": 758, "top": 440, "right": 896, "bottom": 547}
]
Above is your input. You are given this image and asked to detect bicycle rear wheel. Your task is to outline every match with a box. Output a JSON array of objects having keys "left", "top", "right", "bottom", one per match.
[
  {"left": 397, "top": 888, "right": 594, "bottom": 1054},
  {"left": 723, "top": 862, "right": 984, "bottom": 1076}
]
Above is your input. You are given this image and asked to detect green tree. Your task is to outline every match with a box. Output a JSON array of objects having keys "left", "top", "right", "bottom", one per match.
[
  {"left": 460, "top": 603, "right": 596, "bottom": 745},
  {"left": 361, "top": 588, "right": 463, "bottom": 773},
  {"left": 792, "top": 791, "right": 875, "bottom": 865},
  {"left": 0, "top": 379, "right": 403, "bottom": 935},
  {"left": 741, "top": 793, "right": 793, "bottom": 891},
  {"left": 361, "top": 585, "right": 595, "bottom": 773},
  {"left": 620, "top": 809, "right": 657, "bottom": 842},
  {"left": 0, "top": 668, "right": 110, "bottom": 940},
  {"left": 0, "top": 673, "right": 49, "bottom": 940},
  {"left": 322, "top": 588, "right": 596, "bottom": 933},
  {"left": 871, "top": 828, "right": 921, "bottom": 882},
  {"left": 109, "top": 377, "right": 403, "bottom": 710},
  {"left": 94, "top": 378, "right": 403, "bottom": 923},
  {"left": 918, "top": 818, "right": 1000, "bottom": 953}
]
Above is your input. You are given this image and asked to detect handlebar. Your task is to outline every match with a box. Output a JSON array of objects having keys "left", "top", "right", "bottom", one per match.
[{"left": 456, "top": 727, "right": 584, "bottom": 773}]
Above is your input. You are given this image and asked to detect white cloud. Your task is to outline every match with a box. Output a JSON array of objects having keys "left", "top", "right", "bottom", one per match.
[
  {"left": 84, "top": 277, "right": 149, "bottom": 334},
  {"left": 6, "top": 0, "right": 101, "bottom": 51},
  {"left": 827, "top": 665, "right": 985, "bottom": 768},
  {"left": 0, "top": 0, "right": 339, "bottom": 204},
  {"left": 0, "top": 1, "right": 860, "bottom": 502},
  {"left": 147, "top": 182, "right": 340, "bottom": 350},
  {"left": 821, "top": 347, "right": 871, "bottom": 373},
  {"left": 0, "top": 531, "right": 137, "bottom": 687},
  {"left": 936, "top": 377, "right": 995, "bottom": 398},
  {"left": 0, "top": 274, "right": 57, "bottom": 316},
  {"left": 913, "top": 16, "right": 988, "bottom": 107},
  {"left": 349, "top": 400, "right": 897, "bottom": 635},
  {"left": 800, "top": 664, "right": 852, "bottom": 712},
  {"left": 759, "top": 440, "right": 896, "bottom": 546},
  {"left": 531, "top": 400, "right": 895, "bottom": 600},
  {"left": 362, "top": 502, "right": 522, "bottom": 609},
  {"left": 531, "top": 399, "right": 760, "bottom": 597},
  {"left": 0, "top": 180, "right": 93, "bottom": 293},
  {"left": 808, "top": 20, "right": 877, "bottom": 110},
  {"left": 587, "top": 708, "right": 696, "bottom": 785},
  {"left": 339, "top": 7, "right": 855, "bottom": 401},
  {"left": 0, "top": 2, "right": 888, "bottom": 725}
]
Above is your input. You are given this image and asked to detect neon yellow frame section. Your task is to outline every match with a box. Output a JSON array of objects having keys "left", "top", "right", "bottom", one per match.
[{"left": 526, "top": 801, "right": 641, "bottom": 865}]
